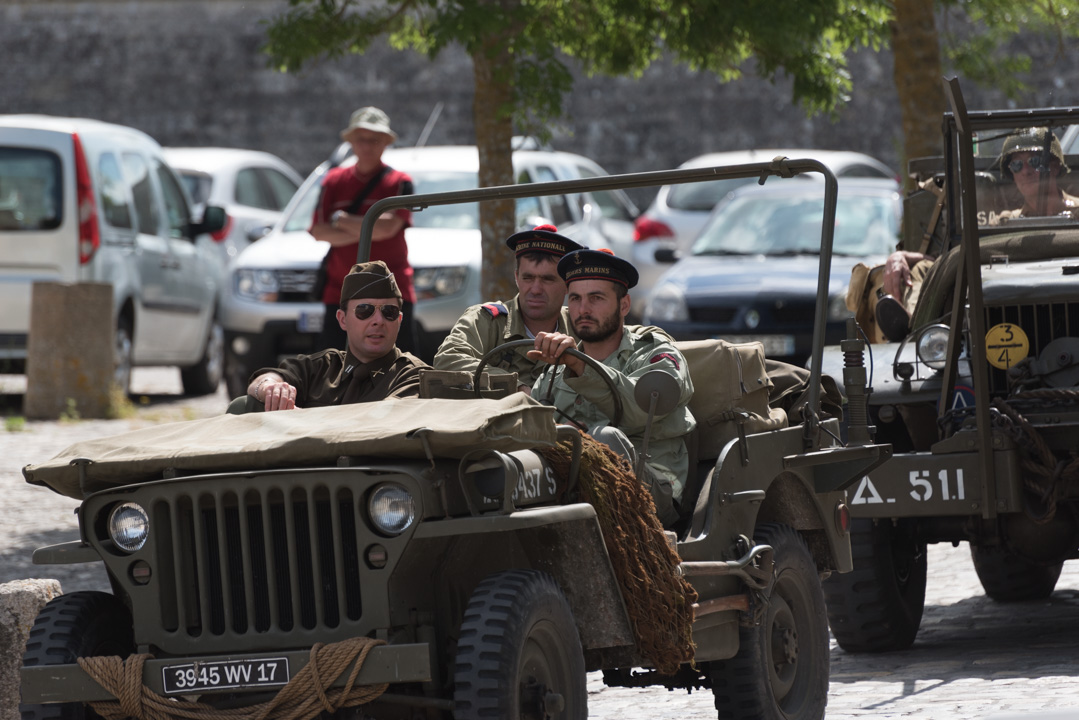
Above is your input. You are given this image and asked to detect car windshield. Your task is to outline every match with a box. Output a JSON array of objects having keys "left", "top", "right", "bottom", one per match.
[
  {"left": 692, "top": 189, "right": 899, "bottom": 257},
  {"left": 177, "top": 171, "right": 212, "bottom": 206},
  {"left": 667, "top": 178, "right": 755, "bottom": 212}
]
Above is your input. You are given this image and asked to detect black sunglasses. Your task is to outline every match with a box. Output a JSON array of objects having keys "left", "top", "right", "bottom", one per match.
[
  {"left": 1008, "top": 156, "right": 1050, "bottom": 174},
  {"left": 353, "top": 303, "right": 401, "bottom": 321}
]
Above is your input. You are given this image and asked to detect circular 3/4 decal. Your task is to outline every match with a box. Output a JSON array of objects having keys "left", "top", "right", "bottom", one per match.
[{"left": 984, "top": 323, "right": 1029, "bottom": 370}]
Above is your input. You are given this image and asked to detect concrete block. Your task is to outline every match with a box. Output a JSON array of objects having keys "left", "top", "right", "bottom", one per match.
[
  {"left": 24, "top": 282, "right": 115, "bottom": 420},
  {"left": 0, "top": 579, "right": 62, "bottom": 720}
]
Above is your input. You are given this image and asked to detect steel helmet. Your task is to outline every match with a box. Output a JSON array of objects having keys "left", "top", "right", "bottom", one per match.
[{"left": 999, "top": 127, "right": 1069, "bottom": 179}]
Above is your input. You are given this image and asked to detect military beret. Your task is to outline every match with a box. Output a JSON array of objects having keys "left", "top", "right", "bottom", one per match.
[
  {"left": 340, "top": 260, "right": 402, "bottom": 305},
  {"left": 558, "top": 248, "right": 639, "bottom": 289},
  {"left": 505, "top": 224, "right": 584, "bottom": 258}
]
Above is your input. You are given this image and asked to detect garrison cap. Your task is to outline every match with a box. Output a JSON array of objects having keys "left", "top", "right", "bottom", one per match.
[
  {"left": 505, "top": 224, "right": 584, "bottom": 258},
  {"left": 340, "top": 260, "right": 402, "bottom": 305},
  {"left": 558, "top": 248, "right": 639, "bottom": 289}
]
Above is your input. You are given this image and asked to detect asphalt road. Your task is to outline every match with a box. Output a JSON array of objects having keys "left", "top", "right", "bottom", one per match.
[{"left": 2, "top": 368, "right": 1077, "bottom": 718}]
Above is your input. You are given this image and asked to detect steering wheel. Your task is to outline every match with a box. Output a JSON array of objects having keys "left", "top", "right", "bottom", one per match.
[{"left": 473, "top": 338, "right": 623, "bottom": 427}]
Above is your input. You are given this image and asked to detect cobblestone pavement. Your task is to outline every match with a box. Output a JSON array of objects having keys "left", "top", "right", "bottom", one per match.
[{"left": 2, "top": 370, "right": 1077, "bottom": 718}]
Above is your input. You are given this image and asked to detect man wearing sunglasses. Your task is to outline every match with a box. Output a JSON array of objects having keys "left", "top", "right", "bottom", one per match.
[
  {"left": 432, "top": 225, "right": 584, "bottom": 394},
  {"left": 875, "top": 127, "right": 1078, "bottom": 341},
  {"left": 246, "top": 261, "right": 427, "bottom": 410}
]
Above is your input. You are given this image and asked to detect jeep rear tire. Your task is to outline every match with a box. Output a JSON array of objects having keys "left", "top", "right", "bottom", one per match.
[
  {"left": 20, "top": 591, "right": 135, "bottom": 720},
  {"left": 823, "top": 518, "right": 926, "bottom": 652},
  {"left": 710, "top": 523, "right": 829, "bottom": 720},
  {"left": 454, "top": 569, "right": 586, "bottom": 720},
  {"left": 970, "top": 544, "right": 1063, "bottom": 602}
]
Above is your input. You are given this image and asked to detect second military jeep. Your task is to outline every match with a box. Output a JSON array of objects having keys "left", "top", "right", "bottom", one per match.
[
  {"left": 19, "top": 162, "right": 889, "bottom": 719},
  {"left": 821, "top": 79, "right": 1079, "bottom": 653}
]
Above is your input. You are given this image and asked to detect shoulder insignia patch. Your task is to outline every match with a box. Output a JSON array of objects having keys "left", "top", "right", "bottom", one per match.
[
  {"left": 481, "top": 302, "right": 509, "bottom": 318},
  {"left": 650, "top": 352, "right": 680, "bottom": 371}
]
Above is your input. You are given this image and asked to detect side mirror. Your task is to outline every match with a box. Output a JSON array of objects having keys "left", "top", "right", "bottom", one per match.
[
  {"left": 654, "top": 247, "right": 680, "bottom": 264},
  {"left": 246, "top": 224, "right": 273, "bottom": 242},
  {"left": 190, "top": 205, "right": 227, "bottom": 237},
  {"left": 634, "top": 370, "right": 681, "bottom": 414}
]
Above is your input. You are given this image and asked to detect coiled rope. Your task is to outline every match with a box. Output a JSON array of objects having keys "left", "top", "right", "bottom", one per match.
[
  {"left": 991, "top": 389, "right": 1079, "bottom": 523},
  {"left": 78, "top": 637, "right": 387, "bottom": 720}
]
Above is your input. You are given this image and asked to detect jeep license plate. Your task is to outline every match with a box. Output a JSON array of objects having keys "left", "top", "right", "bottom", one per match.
[
  {"left": 718, "top": 334, "right": 796, "bottom": 357},
  {"left": 297, "top": 310, "right": 324, "bottom": 333},
  {"left": 161, "top": 657, "right": 289, "bottom": 695}
]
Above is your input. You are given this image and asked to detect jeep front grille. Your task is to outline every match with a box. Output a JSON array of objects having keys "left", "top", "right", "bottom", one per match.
[
  {"left": 151, "top": 483, "right": 365, "bottom": 647},
  {"left": 985, "top": 300, "right": 1079, "bottom": 395},
  {"left": 275, "top": 269, "right": 318, "bottom": 302}
]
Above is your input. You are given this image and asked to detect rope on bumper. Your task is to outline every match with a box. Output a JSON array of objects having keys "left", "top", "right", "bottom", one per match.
[{"left": 77, "top": 637, "right": 387, "bottom": 720}]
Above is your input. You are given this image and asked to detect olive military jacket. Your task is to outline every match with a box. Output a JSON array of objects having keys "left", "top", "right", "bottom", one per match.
[
  {"left": 531, "top": 326, "right": 696, "bottom": 498},
  {"left": 254, "top": 347, "right": 425, "bottom": 407},
  {"left": 433, "top": 295, "right": 576, "bottom": 389}
]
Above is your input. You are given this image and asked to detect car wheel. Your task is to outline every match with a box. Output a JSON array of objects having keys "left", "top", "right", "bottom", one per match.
[
  {"left": 181, "top": 319, "right": 224, "bottom": 396},
  {"left": 710, "top": 523, "right": 829, "bottom": 720},
  {"left": 454, "top": 569, "right": 586, "bottom": 719},
  {"left": 970, "top": 544, "right": 1062, "bottom": 602},
  {"left": 823, "top": 517, "right": 926, "bottom": 652},
  {"left": 20, "top": 591, "right": 134, "bottom": 720},
  {"left": 113, "top": 318, "right": 133, "bottom": 395}
]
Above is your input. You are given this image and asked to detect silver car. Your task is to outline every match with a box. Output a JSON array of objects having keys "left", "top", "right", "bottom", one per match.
[{"left": 633, "top": 149, "right": 897, "bottom": 308}]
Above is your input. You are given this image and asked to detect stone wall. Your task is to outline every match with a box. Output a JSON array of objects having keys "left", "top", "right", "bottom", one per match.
[{"left": 3, "top": 0, "right": 1078, "bottom": 206}]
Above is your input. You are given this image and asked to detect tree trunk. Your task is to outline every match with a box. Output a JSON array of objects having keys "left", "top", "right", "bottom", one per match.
[
  {"left": 472, "top": 42, "right": 518, "bottom": 303},
  {"left": 891, "top": 0, "right": 946, "bottom": 188}
]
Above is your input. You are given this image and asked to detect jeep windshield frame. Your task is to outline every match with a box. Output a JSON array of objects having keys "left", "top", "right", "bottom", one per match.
[
  {"left": 936, "top": 77, "right": 1079, "bottom": 518},
  {"left": 360, "top": 159, "right": 839, "bottom": 446}
]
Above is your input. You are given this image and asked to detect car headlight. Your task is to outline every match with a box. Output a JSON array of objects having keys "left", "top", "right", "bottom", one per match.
[
  {"left": 234, "top": 268, "right": 280, "bottom": 302},
  {"left": 108, "top": 502, "right": 150, "bottom": 552},
  {"left": 644, "top": 284, "right": 689, "bottom": 323},
  {"left": 368, "top": 484, "right": 415, "bottom": 536},
  {"left": 414, "top": 266, "right": 468, "bottom": 300},
  {"left": 828, "top": 290, "right": 852, "bottom": 321},
  {"left": 916, "top": 324, "right": 951, "bottom": 370}
]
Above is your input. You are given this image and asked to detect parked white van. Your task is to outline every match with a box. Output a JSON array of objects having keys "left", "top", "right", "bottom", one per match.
[{"left": 0, "top": 116, "right": 227, "bottom": 395}]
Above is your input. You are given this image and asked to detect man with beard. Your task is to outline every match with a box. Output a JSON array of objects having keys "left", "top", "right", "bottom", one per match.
[
  {"left": 528, "top": 249, "right": 695, "bottom": 527},
  {"left": 433, "top": 225, "right": 583, "bottom": 394}
]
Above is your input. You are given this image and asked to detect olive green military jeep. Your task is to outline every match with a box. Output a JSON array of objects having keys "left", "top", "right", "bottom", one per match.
[
  {"left": 19, "top": 162, "right": 889, "bottom": 720},
  {"left": 821, "top": 79, "right": 1079, "bottom": 653}
]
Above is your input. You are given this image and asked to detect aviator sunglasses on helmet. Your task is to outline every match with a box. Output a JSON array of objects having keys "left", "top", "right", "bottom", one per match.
[{"left": 1008, "top": 155, "right": 1053, "bottom": 174}]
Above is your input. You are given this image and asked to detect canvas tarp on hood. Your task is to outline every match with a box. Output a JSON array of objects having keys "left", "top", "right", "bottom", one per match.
[{"left": 23, "top": 395, "right": 558, "bottom": 500}]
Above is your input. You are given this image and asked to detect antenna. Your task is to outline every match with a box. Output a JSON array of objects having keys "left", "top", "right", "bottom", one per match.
[{"left": 415, "top": 102, "right": 444, "bottom": 148}]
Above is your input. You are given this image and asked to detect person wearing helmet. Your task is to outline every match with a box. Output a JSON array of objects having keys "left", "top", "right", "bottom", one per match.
[
  {"left": 875, "top": 127, "right": 1077, "bottom": 341},
  {"left": 996, "top": 127, "right": 1078, "bottom": 220}
]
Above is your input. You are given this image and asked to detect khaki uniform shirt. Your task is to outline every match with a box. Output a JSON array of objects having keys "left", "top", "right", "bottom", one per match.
[
  {"left": 254, "top": 347, "right": 425, "bottom": 407},
  {"left": 433, "top": 295, "right": 575, "bottom": 388},
  {"left": 531, "top": 326, "right": 696, "bottom": 498}
]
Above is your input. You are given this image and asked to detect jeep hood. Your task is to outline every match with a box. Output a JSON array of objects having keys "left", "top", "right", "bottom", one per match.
[{"left": 23, "top": 395, "right": 557, "bottom": 500}]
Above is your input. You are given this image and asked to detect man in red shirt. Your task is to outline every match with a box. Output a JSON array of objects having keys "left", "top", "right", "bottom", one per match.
[{"left": 311, "top": 106, "right": 416, "bottom": 352}]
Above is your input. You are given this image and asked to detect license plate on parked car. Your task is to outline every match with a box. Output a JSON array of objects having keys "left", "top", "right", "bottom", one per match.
[
  {"left": 297, "top": 310, "right": 324, "bottom": 333},
  {"left": 718, "top": 334, "right": 797, "bottom": 357},
  {"left": 161, "top": 657, "right": 289, "bottom": 695}
]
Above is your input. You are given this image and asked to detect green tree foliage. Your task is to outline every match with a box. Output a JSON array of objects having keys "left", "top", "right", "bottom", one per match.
[{"left": 264, "top": 0, "right": 892, "bottom": 300}]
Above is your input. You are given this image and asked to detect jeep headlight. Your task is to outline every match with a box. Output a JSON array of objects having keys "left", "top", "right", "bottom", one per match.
[
  {"left": 368, "top": 484, "right": 415, "bottom": 536},
  {"left": 415, "top": 267, "right": 467, "bottom": 300},
  {"left": 235, "top": 268, "right": 280, "bottom": 302},
  {"left": 917, "top": 324, "right": 951, "bottom": 370},
  {"left": 108, "top": 502, "right": 149, "bottom": 552},
  {"left": 645, "top": 284, "right": 689, "bottom": 323}
]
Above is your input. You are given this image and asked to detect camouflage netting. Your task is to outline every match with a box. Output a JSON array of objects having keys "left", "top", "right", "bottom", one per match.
[{"left": 539, "top": 431, "right": 697, "bottom": 675}]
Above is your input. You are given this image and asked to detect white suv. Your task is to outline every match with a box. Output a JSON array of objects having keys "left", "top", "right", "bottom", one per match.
[
  {"left": 0, "top": 116, "right": 227, "bottom": 395},
  {"left": 219, "top": 141, "right": 639, "bottom": 398}
]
